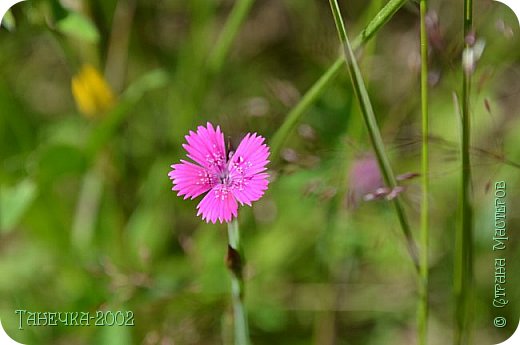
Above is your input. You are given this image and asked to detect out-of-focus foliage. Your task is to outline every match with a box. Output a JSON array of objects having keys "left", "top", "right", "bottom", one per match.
[{"left": 0, "top": 0, "right": 519, "bottom": 344}]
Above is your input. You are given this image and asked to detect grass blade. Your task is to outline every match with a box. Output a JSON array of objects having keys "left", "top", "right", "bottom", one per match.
[
  {"left": 418, "top": 0, "right": 430, "bottom": 343},
  {"left": 271, "top": 0, "right": 410, "bottom": 161},
  {"left": 328, "top": 0, "right": 419, "bottom": 272},
  {"left": 455, "top": 0, "right": 474, "bottom": 343},
  {"left": 271, "top": 58, "right": 343, "bottom": 160},
  {"left": 208, "top": 0, "right": 255, "bottom": 75}
]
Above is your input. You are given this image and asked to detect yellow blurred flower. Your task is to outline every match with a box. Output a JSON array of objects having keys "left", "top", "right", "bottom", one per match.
[{"left": 71, "top": 64, "right": 116, "bottom": 118}]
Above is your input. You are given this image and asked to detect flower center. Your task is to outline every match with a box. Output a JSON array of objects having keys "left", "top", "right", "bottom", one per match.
[{"left": 218, "top": 170, "right": 232, "bottom": 185}]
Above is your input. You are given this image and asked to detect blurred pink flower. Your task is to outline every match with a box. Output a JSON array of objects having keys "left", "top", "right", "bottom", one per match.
[
  {"left": 347, "top": 154, "right": 417, "bottom": 207},
  {"left": 347, "top": 154, "right": 383, "bottom": 207},
  {"left": 169, "top": 123, "right": 270, "bottom": 223}
]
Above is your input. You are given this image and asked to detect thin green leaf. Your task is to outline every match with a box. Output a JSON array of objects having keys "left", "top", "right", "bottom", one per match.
[
  {"left": 328, "top": 0, "right": 419, "bottom": 272},
  {"left": 208, "top": 0, "right": 255, "bottom": 75}
]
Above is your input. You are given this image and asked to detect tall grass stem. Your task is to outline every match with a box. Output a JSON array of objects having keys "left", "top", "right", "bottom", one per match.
[
  {"left": 419, "top": 0, "right": 430, "bottom": 343},
  {"left": 455, "top": 0, "right": 474, "bottom": 343},
  {"left": 327, "top": 0, "right": 419, "bottom": 272}
]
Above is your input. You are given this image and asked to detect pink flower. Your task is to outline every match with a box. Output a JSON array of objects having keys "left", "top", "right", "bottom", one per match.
[{"left": 169, "top": 123, "right": 270, "bottom": 223}]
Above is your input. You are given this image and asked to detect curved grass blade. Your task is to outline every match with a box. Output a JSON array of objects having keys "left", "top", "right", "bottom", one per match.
[{"left": 271, "top": 0, "right": 410, "bottom": 161}]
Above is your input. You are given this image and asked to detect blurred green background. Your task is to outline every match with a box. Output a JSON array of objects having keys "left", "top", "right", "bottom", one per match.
[{"left": 0, "top": 0, "right": 519, "bottom": 344}]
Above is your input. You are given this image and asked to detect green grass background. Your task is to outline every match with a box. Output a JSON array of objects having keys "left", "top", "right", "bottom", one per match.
[{"left": 0, "top": 0, "right": 519, "bottom": 344}]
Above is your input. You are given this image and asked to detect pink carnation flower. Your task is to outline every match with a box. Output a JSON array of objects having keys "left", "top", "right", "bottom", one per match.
[{"left": 169, "top": 123, "right": 270, "bottom": 223}]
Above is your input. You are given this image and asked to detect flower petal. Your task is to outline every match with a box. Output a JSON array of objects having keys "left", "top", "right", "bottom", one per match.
[
  {"left": 228, "top": 133, "right": 270, "bottom": 177},
  {"left": 228, "top": 133, "right": 270, "bottom": 205},
  {"left": 169, "top": 160, "right": 216, "bottom": 199},
  {"left": 182, "top": 122, "right": 227, "bottom": 173},
  {"left": 232, "top": 173, "right": 269, "bottom": 206},
  {"left": 196, "top": 184, "right": 238, "bottom": 223}
]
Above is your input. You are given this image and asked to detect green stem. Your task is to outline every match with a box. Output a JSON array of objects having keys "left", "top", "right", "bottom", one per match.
[
  {"left": 208, "top": 0, "right": 255, "bottom": 75},
  {"left": 352, "top": 0, "right": 409, "bottom": 48},
  {"left": 271, "top": 0, "right": 410, "bottom": 162},
  {"left": 419, "top": 0, "right": 429, "bottom": 343},
  {"left": 455, "top": 0, "right": 473, "bottom": 343},
  {"left": 328, "top": 0, "right": 419, "bottom": 272},
  {"left": 227, "top": 219, "right": 251, "bottom": 345}
]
